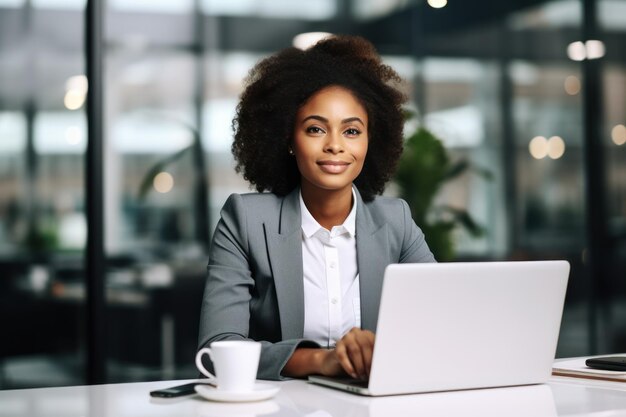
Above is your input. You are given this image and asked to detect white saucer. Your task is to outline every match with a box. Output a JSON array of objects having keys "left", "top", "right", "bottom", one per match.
[{"left": 195, "top": 383, "right": 280, "bottom": 403}]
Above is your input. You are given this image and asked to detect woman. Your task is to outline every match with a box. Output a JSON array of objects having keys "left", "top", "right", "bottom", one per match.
[{"left": 198, "top": 35, "right": 435, "bottom": 381}]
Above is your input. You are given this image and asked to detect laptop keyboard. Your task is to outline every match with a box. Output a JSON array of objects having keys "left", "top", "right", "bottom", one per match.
[{"left": 332, "top": 377, "right": 369, "bottom": 388}]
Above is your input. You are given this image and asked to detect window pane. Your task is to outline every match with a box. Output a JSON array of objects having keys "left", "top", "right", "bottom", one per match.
[
  {"left": 510, "top": 61, "right": 585, "bottom": 249},
  {"left": 422, "top": 58, "right": 506, "bottom": 258},
  {"left": 201, "top": 0, "right": 336, "bottom": 19},
  {"left": 508, "top": 0, "right": 586, "bottom": 357},
  {"left": 599, "top": 0, "right": 626, "bottom": 353},
  {"left": 0, "top": 3, "right": 86, "bottom": 389}
]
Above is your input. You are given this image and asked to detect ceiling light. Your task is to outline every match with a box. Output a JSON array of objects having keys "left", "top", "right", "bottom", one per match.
[
  {"left": 567, "top": 40, "right": 606, "bottom": 61},
  {"left": 65, "top": 75, "right": 88, "bottom": 94},
  {"left": 547, "top": 136, "right": 565, "bottom": 159},
  {"left": 292, "top": 32, "right": 333, "bottom": 50},
  {"left": 567, "top": 42, "right": 586, "bottom": 61},
  {"left": 612, "top": 124, "right": 626, "bottom": 145},
  {"left": 529, "top": 136, "right": 548, "bottom": 159},
  {"left": 64, "top": 75, "right": 88, "bottom": 110},
  {"left": 564, "top": 75, "right": 581, "bottom": 95},
  {"left": 428, "top": 0, "right": 447, "bottom": 8},
  {"left": 154, "top": 172, "right": 174, "bottom": 193},
  {"left": 64, "top": 90, "right": 86, "bottom": 110},
  {"left": 585, "top": 40, "right": 606, "bottom": 59}
]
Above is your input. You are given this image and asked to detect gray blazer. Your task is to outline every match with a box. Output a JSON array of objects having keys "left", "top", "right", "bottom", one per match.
[{"left": 198, "top": 186, "right": 435, "bottom": 380}]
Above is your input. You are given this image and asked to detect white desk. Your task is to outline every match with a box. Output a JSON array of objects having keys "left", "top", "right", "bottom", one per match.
[{"left": 1, "top": 376, "right": 626, "bottom": 417}]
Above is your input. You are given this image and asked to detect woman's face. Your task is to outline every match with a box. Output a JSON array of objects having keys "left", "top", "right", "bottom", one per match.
[{"left": 292, "top": 86, "right": 369, "bottom": 196}]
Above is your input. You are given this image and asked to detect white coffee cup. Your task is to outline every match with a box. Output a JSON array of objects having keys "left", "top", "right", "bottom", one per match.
[{"left": 195, "top": 341, "right": 261, "bottom": 392}]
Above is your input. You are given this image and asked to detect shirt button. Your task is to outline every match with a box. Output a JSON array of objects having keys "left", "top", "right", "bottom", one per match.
[
  {"left": 331, "top": 297, "right": 338, "bottom": 305},
  {"left": 329, "top": 261, "right": 336, "bottom": 269}
]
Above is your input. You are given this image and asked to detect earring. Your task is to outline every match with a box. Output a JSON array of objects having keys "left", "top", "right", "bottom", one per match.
[{"left": 288, "top": 148, "right": 294, "bottom": 155}]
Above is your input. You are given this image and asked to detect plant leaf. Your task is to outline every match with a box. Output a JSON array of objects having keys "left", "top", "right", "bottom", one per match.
[
  {"left": 434, "top": 205, "right": 485, "bottom": 237},
  {"left": 472, "top": 166, "right": 494, "bottom": 180},
  {"left": 443, "top": 159, "right": 470, "bottom": 180},
  {"left": 138, "top": 146, "right": 192, "bottom": 200}
]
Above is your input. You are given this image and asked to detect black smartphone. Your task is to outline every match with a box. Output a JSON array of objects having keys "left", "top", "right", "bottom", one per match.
[
  {"left": 150, "top": 382, "right": 208, "bottom": 398},
  {"left": 585, "top": 356, "right": 626, "bottom": 372}
]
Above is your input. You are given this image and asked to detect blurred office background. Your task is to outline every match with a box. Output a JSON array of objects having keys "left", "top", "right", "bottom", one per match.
[{"left": 0, "top": 0, "right": 625, "bottom": 389}]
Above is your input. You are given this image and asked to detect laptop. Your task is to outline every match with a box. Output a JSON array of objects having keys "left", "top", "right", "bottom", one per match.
[{"left": 308, "top": 261, "right": 570, "bottom": 396}]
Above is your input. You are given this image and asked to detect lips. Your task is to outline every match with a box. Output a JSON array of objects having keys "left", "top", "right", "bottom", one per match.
[{"left": 317, "top": 160, "right": 350, "bottom": 174}]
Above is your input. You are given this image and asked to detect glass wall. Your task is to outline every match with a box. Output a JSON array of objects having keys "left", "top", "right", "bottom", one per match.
[
  {"left": 0, "top": 1, "right": 86, "bottom": 388},
  {"left": 412, "top": 0, "right": 592, "bottom": 356},
  {"left": 421, "top": 58, "right": 506, "bottom": 258},
  {"left": 599, "top": 0, "right": 626, "bottom": 353}
]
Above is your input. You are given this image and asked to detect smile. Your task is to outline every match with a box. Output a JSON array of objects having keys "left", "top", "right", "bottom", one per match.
[{"left": 317, "top": 160, "right": 350, "bottom": 174}]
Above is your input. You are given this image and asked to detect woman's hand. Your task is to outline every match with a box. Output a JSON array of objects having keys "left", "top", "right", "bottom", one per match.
[
  {"left": 314, "top": 328, "right": 376, "bottom": 379},
  {"left": 331, "top": 328, "right": 375, "bottom": 379},
  {"left": 282, "top": 328, "right": 376, "bottom": 379}
]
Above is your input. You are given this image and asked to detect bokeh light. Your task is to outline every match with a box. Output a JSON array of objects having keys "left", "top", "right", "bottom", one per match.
[
  {"left": 64, "top": 75, "right": 88, "bottom": 110},
  {"left": 529, "top": 136, "right": 548, "bottom": 159},
  {"left": 547, "top": 136, "right": 565, "bottom": 159},
  {"left": 292, "top": 32, "right": 333, "bottom": 50},
  {"left": 567, "top": 41, "right": 586, "bottom": 61},
  {"left": 529, "top": 136, "right": 566, "bottom": 159},
  {"left": 612, "top": 124, "right": 626, "bottom": 145},
  {"left": 585, "top": 40, "right": 606, "bottom": 60},
  {"left": 428, "top": 0, "right": 448, "bottom": 8},
  {"left": 564, "top": 75, "right": 581, "bottom": 95},
  {"left": 153, "top": 172, "right": 174, "bottom": 193}
]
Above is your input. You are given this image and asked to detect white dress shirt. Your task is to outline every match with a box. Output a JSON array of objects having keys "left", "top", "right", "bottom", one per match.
[{"left": 300, "top": 189, "right": 361, "bottom": 348}]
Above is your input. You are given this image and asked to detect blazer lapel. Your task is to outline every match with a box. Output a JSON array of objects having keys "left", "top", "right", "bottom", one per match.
[
  {"left": 264, "top": 189, "right": 305, "bottom": 340},
  {"left": 264, "top": 187, "right": 390, "bottom": 338},
  {"left": 355, "top": 189, "right": 390, "bottom": 332}
]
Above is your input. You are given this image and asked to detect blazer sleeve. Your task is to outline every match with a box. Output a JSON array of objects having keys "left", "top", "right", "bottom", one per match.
[
  {"left": 197, "top": 194, "right": 318, "bottom": 381},
  {"left": 398, "top": 199, "right": 437, "bottom": 263}
]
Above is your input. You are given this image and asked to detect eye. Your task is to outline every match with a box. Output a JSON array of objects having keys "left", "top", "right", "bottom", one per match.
[
  {"left": 306, "top": 126, "right": 325, "bottom": 135},
  {"left": 344, "top": 128, "right": 361, "bottom": 137}
]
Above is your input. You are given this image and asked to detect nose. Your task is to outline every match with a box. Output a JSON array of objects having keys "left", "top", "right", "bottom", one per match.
[{"left": 323, "top": 131, "right": 344, "bottom": 154}]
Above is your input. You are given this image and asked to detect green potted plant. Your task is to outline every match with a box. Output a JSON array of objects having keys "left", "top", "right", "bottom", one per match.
[{"left": 395, "top": 124, "right": 491, "bottom": 261}]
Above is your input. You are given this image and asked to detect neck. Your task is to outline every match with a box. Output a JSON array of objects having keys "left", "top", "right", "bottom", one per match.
[{"left": 300, "top": 184, "right": 353, "bottom": 231}]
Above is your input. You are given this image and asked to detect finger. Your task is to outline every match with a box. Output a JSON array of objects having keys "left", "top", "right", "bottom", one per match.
[
  {"left": 345, "top": 329, "right": 375, "bottom": 378},
  {"left": 354, "top": 329, "right": 376, "bottom": 378},
  {"left": 346, "top": 341, "right": 367, "bottom": 379},
  {"left": 361, "top": 333, "right": 375, "bottom": 377},
  {"left": 335, "top": 341, "right": 357, "bottom": 379},
  {"left": 343, "top": 329, "right": 370, "bottom": 378}
]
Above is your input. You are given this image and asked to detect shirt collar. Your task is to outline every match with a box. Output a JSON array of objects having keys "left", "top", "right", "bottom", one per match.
[{"left": 300, "top": 187, "right": 357, "bottom": 238}]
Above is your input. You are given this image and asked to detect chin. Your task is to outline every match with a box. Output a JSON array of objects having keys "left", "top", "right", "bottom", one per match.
[
  {"left": 301, "top": 170, "right": 360, "bottom": 193},
  {"left": 313, "top": 180, "right": 355, "bottom": 192}
]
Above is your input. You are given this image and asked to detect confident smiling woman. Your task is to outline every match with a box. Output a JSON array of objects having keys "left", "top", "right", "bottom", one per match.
[{"left": 197, "top": 35, "right": 435, "bottom": 382}]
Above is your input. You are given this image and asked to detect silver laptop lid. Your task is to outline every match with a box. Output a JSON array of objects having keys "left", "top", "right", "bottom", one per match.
[{"left": 368, "top": 261, "right": 569, "bottom": 396}]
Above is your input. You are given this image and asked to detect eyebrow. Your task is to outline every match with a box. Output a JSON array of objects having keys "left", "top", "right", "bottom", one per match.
[{"left": 302, "top": 115, "right": 365, "bottom": 126}]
